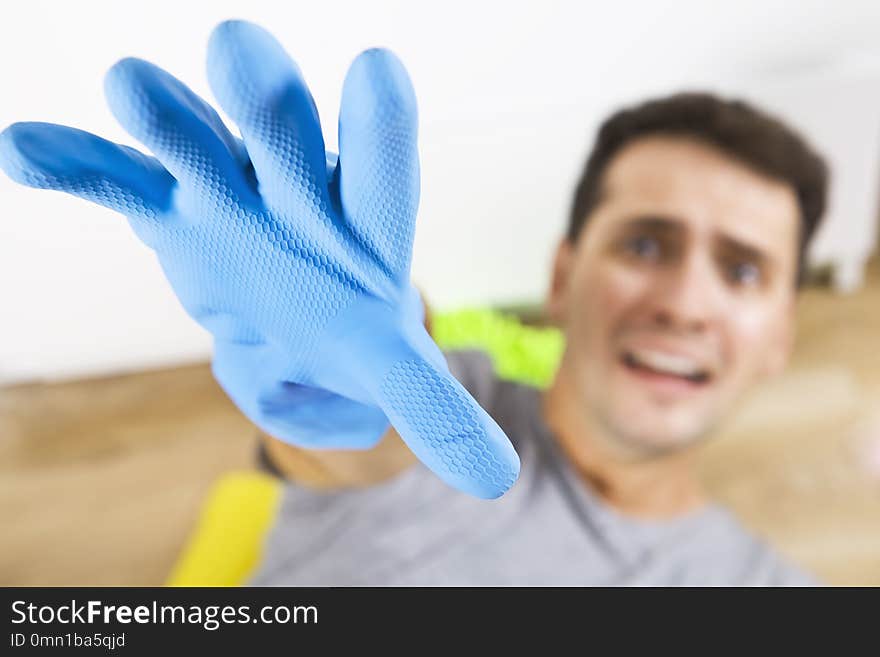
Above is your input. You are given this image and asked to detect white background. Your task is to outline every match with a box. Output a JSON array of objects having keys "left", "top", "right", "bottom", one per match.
[{"left": 2, "top": 0, "right": 880, "bottom": 383}]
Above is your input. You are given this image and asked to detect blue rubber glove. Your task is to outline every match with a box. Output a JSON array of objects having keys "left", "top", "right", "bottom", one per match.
[{"left": 0, "top": 20, "right": 519, "bottom": 498}]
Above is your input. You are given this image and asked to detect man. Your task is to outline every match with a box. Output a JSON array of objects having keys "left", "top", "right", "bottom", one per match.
[
  {"left": 250, "top": 93, "right": 826, "bottom": 586},
  {"left": 1, "top": 21, "right": 826, "bottom": 585}
]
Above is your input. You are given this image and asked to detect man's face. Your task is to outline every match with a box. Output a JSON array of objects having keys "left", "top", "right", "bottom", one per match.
[{"left": 548, "top": 136, "right": 800, "bottom": 455}]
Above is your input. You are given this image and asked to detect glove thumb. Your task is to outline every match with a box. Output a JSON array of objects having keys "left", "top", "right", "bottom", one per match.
[{"left": 314, "top": 300, "right": 521, "bottom": 498}]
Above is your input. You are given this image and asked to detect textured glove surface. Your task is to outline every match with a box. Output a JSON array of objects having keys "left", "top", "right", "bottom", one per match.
[{"left": 0, "top": 20, "right": 519, "bottom": 498}]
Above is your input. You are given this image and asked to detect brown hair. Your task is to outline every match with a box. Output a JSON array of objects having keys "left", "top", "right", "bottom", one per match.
[{"left": 568, "top": 92, "right": 829, "bottom": 283}]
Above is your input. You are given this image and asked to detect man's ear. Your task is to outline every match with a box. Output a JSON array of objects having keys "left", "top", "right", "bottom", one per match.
[
  {"left": 761, "top": 296, "right": 797, "bottom": 378},
  {"left": 545, "top": 238, "right": 575, "bottom": 326}
]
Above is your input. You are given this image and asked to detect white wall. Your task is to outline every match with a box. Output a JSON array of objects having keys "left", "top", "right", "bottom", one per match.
[{"left": 2, "top": 0, "right": 880, "bottom": 383}]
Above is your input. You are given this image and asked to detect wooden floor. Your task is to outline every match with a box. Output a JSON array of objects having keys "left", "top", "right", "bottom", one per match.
[{"left": 2, "top": 262, "right": 879, "bottom": 586}]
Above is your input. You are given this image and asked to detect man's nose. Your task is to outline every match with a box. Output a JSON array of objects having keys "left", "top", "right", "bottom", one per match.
[{"left": 649, "top": 251, "right": 721, "bottom": 333}]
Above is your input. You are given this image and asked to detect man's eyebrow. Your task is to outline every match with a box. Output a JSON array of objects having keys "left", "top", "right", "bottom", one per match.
[
  {"left": 716, "top": 233, "right": 771, "bottom": 265},
  {"left": 615, "top": 216, "right": 685, "bottom": 234}
]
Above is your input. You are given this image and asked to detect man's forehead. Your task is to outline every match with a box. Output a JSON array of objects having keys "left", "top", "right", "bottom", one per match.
[{"left": 595, "top": 136, "right": 801, "bottom": 252}]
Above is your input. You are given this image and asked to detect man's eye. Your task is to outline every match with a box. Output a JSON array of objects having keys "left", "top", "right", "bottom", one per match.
[
  {"left": 623, "top": 235, "right": 661, "bottom": 260},
  {"left": 727, "top": 261, "right": 762, "bottom": 286}
]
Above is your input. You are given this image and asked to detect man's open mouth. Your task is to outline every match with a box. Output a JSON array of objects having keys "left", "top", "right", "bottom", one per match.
[{"left": 621, "top": 349, "right": 713, "bottom": 385}]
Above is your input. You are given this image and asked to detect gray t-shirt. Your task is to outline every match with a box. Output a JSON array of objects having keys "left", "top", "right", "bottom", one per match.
[{"left": 250, "top": 350, "right": 815, "bottom": 586}]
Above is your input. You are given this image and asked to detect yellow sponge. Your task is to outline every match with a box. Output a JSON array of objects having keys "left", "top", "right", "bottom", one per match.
[{"left": 166, "top": 471, "right": 282, "bottom": 587}]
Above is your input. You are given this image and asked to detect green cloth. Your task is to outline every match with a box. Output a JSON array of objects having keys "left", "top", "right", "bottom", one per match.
[{"left": 432, "top": 308, "right": 564, "bottom": 389}]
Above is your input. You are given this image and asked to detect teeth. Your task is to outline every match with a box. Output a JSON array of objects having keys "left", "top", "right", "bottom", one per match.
[{"left": 627, "top": 349, "right": 706, "bottom": 378}]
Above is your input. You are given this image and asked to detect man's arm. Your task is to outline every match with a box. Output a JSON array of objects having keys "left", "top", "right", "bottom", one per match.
[
  {"left": 0, "top": 21, "right": 520, "bottom": 499},
  {"left": 260, "top": 430, "right": 416, "bottom": 489}
]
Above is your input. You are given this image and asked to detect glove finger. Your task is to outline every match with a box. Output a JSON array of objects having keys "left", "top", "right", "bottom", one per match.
[
  {"left": 207, "top": 20, "right": 329, "bottom": 214},
  {"left": 213, "top": 339, "right": 389, "bottom": 449},
  {"left": 325, "top": 150, "right": 340, "bottom": 205},
  {"left": 0, "top": 122, "right": 173, "bottom": 242},
  {"left": 104, "top": 57, "right": 252, "bottom": 207},
  {"left": 338, "top": 48, "right": 419, "bottom": 282}
]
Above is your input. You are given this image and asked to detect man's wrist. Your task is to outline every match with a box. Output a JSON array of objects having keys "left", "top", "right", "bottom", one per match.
[{"left": 257, "top": 430, "right": 418, "bottom": 489}]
